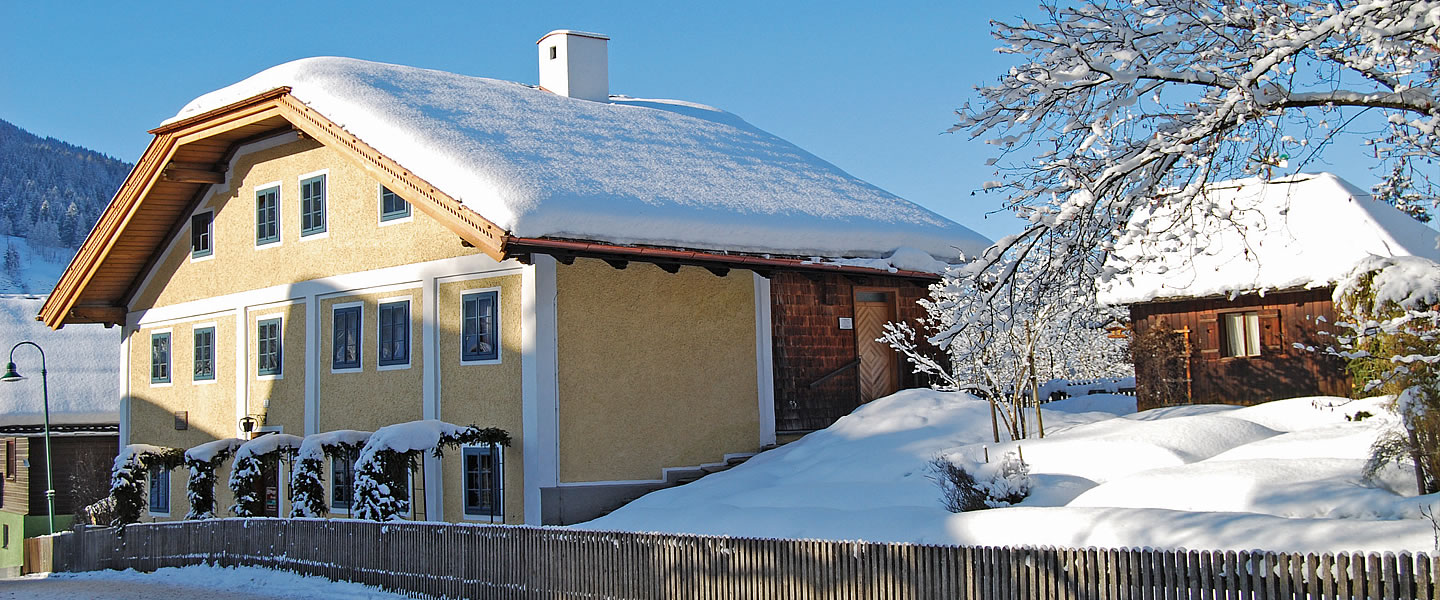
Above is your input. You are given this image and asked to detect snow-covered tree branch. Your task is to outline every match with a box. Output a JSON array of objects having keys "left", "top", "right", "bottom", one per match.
[{"left": 957, "top": 0, "right": 1440, "bottom": 299}]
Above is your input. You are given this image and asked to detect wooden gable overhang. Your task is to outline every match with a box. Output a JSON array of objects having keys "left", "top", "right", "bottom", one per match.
[{"left": 39, "top": 88, "right": 508, "bottom": 329}]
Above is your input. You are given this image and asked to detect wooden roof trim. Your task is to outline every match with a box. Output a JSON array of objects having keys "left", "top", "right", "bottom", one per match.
[
  {"left": 148, "top": 87, "right": 292, "bottom": 135},
  {"left": 505, "top": 236, "right": 943, "bottom": 281},
  {"left": 273, "top": 95, "right": 506, "bottom": 260}
]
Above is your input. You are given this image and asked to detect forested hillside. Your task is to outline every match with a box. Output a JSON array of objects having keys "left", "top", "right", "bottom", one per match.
[{"left": 0, "top": 118, "right": 132, "bottom": 292}]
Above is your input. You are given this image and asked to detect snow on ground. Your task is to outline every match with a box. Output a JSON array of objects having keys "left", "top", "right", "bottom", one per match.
[
  {"left": 0, "top": 565, "right": 406, "bottom": 599},
  {"left": 0, "top": 234, "right": 72, "bottom": 295},
  {"left": 579, "top": 390, "right": 1434, "bottom": 554}
]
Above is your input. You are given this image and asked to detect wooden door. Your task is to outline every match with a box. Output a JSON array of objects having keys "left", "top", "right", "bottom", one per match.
[{"left": 854, "top": 289, "right": 900, "bottom": 402}]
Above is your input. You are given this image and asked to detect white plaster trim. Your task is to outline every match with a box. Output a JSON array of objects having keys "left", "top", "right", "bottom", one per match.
[
  {"left": 192, "top": 321, "right": 220, "bottom": 385},
  {"left": 435, "top": 269, "right": 525, "bottom": 284},
  {"left": 133, "top": 254, "right": 515, "bottom": 327},
  {"left": 521, "top": 255, "right": 558, "bottom": 525},
  {"left": 235, "top": 311, "right": 247, "bottom": 438},
  {"left": 753, "top": 273, "right": 777, "bottom": 447},
  {"left": 554, "top": 453, "right": 757, "bottom": 487},
  {"left": 315, "top": 281, "right": 422, "bottom": 300},
  {"left": 328, "top": 301, "right": 364, "bottom": 375},
  {"left": 304, "top": 295, "right": 319, "bottom": 435},
  {"left": 421, "top": 274, "right": 441, "bottom": 521},
  {"left": 253, "top": 181, "right": 283, "bottom": 249},
  {"left": 119, "top": 328, "right": 130, "bottom": 448},
  {"left": 377, "top": 183, "right": 414, "bottom": 227},
  {"left": 458, "top": 286, "right": 503, "bottom": 366},
  {"left": 375, "top": 297, "right": 413, "bottom": 371},
  {"left": 132, "top": 310, "right": 235, "bottom": 330}
]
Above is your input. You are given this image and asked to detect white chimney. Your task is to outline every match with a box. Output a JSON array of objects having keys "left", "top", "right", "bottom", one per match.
[{"left": 537, "top": 30, "right": 610, "bottom": 102}]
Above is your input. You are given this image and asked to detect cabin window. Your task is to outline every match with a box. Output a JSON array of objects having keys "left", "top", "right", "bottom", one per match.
[
  {"left": 190, "top": 211, "right": 213, "bottom": 259},
  {"left": 300, "top": 174, "right": 327, "bottom": 236},
  {"left": 378, "top": 300, "right": 411, "bottom": 368},
  {"left": 193, "top": 327, "right": 216, "bottom": 381},
  {"left": 333, "top": 305, "right": 362, "bottom": 371},
  {"left": 379, "top": 186, "right": 411, "bottom": 222},
  {"left": 149, "top": 465, "right": 170, "bottom": 515},
  {"left": 461, "top": 290, "right": 499, "bottom": 363},
  {"left": 463, "top": 445, "right": 503, "bottom": 520},
  {"left": 256, "top": 186, "right": 280, "bottom": 245},
  {"left": 151, "top": 332, "right": 171, "bottom": 384},
  {"left": 330, "top": 454, "right": 354, "bottom": 511},
  {"left": 4, "top": 439, "right": 14, "bottom": 480},
  {"left": 1220, "top": 311, "right": 1262, "bottom": 357},
  {"left": 257, "top": 318, "right": 283, "bottom": 377}
]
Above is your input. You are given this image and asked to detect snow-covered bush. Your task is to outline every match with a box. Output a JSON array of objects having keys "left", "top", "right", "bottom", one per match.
[
  {"left": 109, "top": 444, "right": 183, "bottom": 526},
  {"left": 1327, "top": 256, "right": 1440, "bottom": 494},
  {"left": 183, "top": 438, "right": 243, "bottom": 519},
  {"left": 227, "top": 434, "right": 303, "bottom": 517},
  {"left": 290, "top": 430, "right": 371, "bottom": 518},
  {"left": 351, "top": 421, "right": 510, "bottom": 521},
  {"left": 929, "top": 451, "right": 1030, "bottom": 512}
]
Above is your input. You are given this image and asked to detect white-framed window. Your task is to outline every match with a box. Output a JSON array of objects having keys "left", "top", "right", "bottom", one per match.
[
  {"left": 255, "top": 183, "right": 281, "bottom": 247},
  {"left": 193, "top": 325, "right": 217, "bottom": 382},
  {"left": 378, "top": 185, "right": 411, "bottom": 224},
  {"left": 150, "top": 329, "right": 172, "bottom": 386},
  {"left": 330, "top": 454, "right": 355, "bottom": 513},
  {"left": 190, "top": 210, "right": 214, "bottom": 261},
  {"left": 462, "top": 444, "right": 503, "bottom": 521},
  {"left": 332, "top": 302, "right": 363, "bottom": 373},
  {"left": 299, "top": 170, "right": 328, "bottom": 238},
  {"left": 460, "top": 289, "right": 501, "bottom": 364},
  {"left": 1221, "top": 311, "right": 1261, "bottom": 358},
  {"left": 257, "top": 316, "right": 283, "bottom": 378},
  {"left": 377, "top": 299, "right": 411, "bottom": 370},
  {"left": 148, "top": 465, "right": 170, "bottom": 516}
]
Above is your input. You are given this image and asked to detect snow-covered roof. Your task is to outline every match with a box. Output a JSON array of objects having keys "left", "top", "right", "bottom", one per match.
[
  {"left": 0, "top": 295, "right": 119, "bottom": 426},
  {"left": 1098, "top": 173, "right": 1440, "bottom": 305},
  {"left": 167, "top": 57, "right": 989, "bottom": 262}
]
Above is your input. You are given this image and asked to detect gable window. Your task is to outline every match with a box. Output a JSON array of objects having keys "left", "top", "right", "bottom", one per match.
[
  {"left": 1221, "top": 311, "right": 1261, "bottom": 358},
  {"left": 463, "top": 445, "right": 502, "bottom": 520},
  {"left": 258, "top": 318, "right": 283, "bottom": 377},
  {"left": 256, "top": 186, "right": 280, "bottom": 245},
  {"left": 151, "top": 332, "right": 171, "bottom": 384},
  {"left": 378, "top": 300, "right": 410, "bottom": 367},
  {"left": 191, "top": 212, "right": 213, "bottom": 259},
  {"left": 194, "top": 327, "right": 216, "bottom": 382},
  {"left": 333, "top": 305, "right": 362, "bottom": 371},
  {"left": 300, "top": 174, "right": 327, "bottom": 236},
  {"left": 330, "top": 454, "right": 354, "bottom": 511},
  {"left": 149, "top": 465, "right": 170, "bottom": 515},
  {"left": 379, "top": 186, "right": 410, "bottom": 222},
  {"left": 461, "top": 290, "right": 499, "bottom": 362}
]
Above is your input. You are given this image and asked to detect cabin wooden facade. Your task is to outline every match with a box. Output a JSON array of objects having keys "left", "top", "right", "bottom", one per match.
[{"left": 1129, "top": 288, "right": 1351, "bottom": 411}]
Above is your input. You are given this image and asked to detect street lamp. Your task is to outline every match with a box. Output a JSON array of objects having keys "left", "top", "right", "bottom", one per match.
[{"left": 1, "top": 341, "right": 55, "bottom": 536}]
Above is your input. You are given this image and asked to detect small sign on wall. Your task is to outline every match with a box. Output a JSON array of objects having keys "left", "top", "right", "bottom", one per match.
[
  {"left": 174, "top": 411, "right": 188, "bottom": 430},
  {"left": 838, "top": 317, "right": 853, "bottom": 330}
]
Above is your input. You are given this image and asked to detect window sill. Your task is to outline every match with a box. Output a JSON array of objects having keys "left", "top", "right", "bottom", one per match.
[
  {"left": 257, "top": 373, "right": 283, "bottom": 381},
  {"left": 330, "top": 367, "right": 363, "bottom": 375},
  {"left": 300, "top": 230, "right": 330, "bottom": 241},
  {"left": 377, "top": 362, "right": 412, "bottom": 372}
]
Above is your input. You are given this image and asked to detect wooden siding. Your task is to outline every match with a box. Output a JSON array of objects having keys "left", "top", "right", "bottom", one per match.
[
  {"left": 770, "top": 272, "right": 933, "bottom": 432},
  {"left": 1, "top": 438, "right": 28, "bottom": 515},
  {"left": 1130, "top": 288, "right": 1351, "bottom": 411},
  {"left": 18, "top": 436, "right": 116, "bottom": 517}
]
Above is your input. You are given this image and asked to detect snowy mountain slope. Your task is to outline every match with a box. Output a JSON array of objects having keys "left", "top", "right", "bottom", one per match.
[{"left": 578, "top": 391, "right": 1431, "bottom": 554}]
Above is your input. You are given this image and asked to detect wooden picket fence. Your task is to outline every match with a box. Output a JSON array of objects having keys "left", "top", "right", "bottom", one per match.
[{"left": 39, "top": 518, "right": 1433, "bottom": 599}]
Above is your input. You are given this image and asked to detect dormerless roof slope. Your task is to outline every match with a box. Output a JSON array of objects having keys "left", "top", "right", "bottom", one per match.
[
  {"left": 0, "top": 296, "right": 118, "bottom": 426},
  {"left": 167, "top": 57, "right": 989, "bottom": 261},
  {"left": 1098, "top": 172, "right": 1440, "bottom": 305}
]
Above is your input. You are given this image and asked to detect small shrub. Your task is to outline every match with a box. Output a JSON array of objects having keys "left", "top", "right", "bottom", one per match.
[{"left": 930, "top": 451, "right": 1031, "bottom": 512}]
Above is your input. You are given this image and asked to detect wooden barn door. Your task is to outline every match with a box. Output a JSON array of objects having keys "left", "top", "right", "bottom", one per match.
[{"left": 854, "top": 289, "right": 900, "bottom": 402}]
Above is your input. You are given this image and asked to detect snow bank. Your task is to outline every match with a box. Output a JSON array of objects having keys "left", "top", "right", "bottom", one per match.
[
  {"left": 1099, "top": 173, "right": 1440, "bottom": 305},
  {"left": 166, "top": 57, "right": 989, "bottom": 262},
  {"left": 580, "top": 389, "right": 1437, "bottom": 553},
  {"left": 0, "top": 294, "right": 119, "bottom": 426}
]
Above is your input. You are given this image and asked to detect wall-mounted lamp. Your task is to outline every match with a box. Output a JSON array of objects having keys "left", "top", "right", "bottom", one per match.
[{"left": 239, "top": 415, "right": 262, "bottom": 434}]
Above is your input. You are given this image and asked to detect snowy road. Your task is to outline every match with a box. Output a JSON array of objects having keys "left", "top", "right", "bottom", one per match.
[{"left": 0, "top": 565, "right": 408, "bottom": 599}]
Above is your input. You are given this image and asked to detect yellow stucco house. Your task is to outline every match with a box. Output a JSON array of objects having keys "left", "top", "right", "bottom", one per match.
[{"left": 39, "top": 31, "right": 988, "bottom": 525}]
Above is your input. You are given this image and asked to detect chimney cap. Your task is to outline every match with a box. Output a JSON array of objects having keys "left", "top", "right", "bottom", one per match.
[{"left": 537, "top": 30, "right": 610, "bottom": 45}]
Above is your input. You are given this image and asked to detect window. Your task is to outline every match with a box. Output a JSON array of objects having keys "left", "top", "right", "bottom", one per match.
[
  {"left": 258, "top": 318, "right": 283, "bottom": 376},
  {"left": 333, "top": 305, "right": 362, "bottom": 371},
  {"left": 193, "top": 327, "right": 216, "bottom": 381},
  {"left": 4, "top": 439, "right": 14, "bottom": 480},
  {"left": 149, "top": 465, "right": 170, "bottom": 514},
  {"left": 256, "top": 186, "right": 280, "bottom": 245},
  {"left": 378, "top": 300, "right": 410, "bottom": 367},
  {"left": 191, "top": 212, "right": 213, "bottom": 258},
  {"left": 386, "top": 460, "right": 411, "bottom": 514},
  {"left": 330, "top": 454, "right": 354, "bottom": 511},
  {"left": 379, "top": 186, "right": 410, "bottom": 222},
  {"left": 1221, "top": 311, "right": 1261, "bottom": 358},
  {"left": 463, "top": 445, "right": 502, "bottom": 519},
  {"left": 300, "top": 174, "right": 327, "bottom": 236},
  {"left": 151, "top": 332, "right": 171, "bottom": 384},
  {"left": 461, "top": 291, "right": 499, "bottom": 362}
]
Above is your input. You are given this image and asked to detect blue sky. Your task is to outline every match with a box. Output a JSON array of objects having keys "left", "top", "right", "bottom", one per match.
[{"left": 0, "top": 1, "right": 1393, "bottom": 244}]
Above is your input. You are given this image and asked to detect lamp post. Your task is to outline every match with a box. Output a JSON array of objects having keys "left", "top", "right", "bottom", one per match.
[{"left": 1, "top": 341, "right": 54, "bottom": 535}]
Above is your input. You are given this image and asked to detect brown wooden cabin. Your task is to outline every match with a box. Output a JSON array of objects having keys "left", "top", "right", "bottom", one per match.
[{"left": 1129, "top": 287, "right": 1350, "bottom": 411}]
